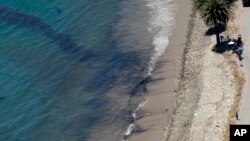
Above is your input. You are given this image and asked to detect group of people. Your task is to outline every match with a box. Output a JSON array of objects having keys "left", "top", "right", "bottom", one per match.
[{"left": 227, "top": 35, "right": 244, "bottom": 61}]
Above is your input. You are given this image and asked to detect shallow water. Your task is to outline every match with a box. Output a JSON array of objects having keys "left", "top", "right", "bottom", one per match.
[{"left": 0, "top": 0, "right": 175, "bottom": 141}]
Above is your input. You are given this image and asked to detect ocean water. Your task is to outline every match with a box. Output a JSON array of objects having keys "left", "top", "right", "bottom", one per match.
[{"left": 0, "top": 0, "right": 176, "bottom": 141}]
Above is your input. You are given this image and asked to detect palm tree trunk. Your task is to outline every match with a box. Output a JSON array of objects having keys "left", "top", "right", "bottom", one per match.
[{"left": 216, "top": 30, "right": 220, "bottom": 44}]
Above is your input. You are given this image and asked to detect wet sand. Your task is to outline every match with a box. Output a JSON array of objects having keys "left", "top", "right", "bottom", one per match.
[{"left": 129, "top": 0, "right": 192, "bottom": 140}]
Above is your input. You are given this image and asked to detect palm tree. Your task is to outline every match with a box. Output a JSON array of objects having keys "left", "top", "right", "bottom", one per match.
[{"left": 193, "top": 0, "right": 236, "bottom": 44}]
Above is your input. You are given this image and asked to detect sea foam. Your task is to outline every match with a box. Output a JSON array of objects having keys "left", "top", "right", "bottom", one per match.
[
  {"left": 147, "top": 0, "right": 176, "bottom": 75},
  {"left": 123, "top": 0, "right": 177, "bottom": 139}
]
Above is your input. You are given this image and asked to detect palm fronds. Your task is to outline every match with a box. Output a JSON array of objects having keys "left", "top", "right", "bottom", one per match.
[{"left": 193, "top": 0, "right": 237, "bottom": 43}]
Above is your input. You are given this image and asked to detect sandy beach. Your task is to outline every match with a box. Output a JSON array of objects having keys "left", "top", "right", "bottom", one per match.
[
  {"left": 129, "top": 0, "right": 192, "bottom": 140},
  {"left": 129, "top": 0, "right": 245, "bottom": 141}
]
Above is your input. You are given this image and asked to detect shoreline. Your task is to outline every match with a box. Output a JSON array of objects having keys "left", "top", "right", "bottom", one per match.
[
  {"left": 128, "top": 0, "right": 193, "bottom": 140},
  {"left": 128, "top": 0, "right": 245, "bottom": 141}
]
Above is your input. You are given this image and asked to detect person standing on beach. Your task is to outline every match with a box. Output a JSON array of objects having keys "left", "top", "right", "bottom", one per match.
[
  {"left": 237, "top": 35, "right": 243, "bottom": 47},
  {"left": 236, "top": 35, "right": 244, "bottom": 61},
  {"left": 238, "top": 47, "right": 244, "bottom": 60},
  {"left": 236, "top": 112, "right": 239, "bottom": 120}
]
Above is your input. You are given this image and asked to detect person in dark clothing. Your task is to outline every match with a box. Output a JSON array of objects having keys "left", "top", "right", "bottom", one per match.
[
  {"left": 238, "top": 47, "right": 244, "bottom": 61},
  {"left": 232, "top": 39, "right": 238, "bottom": 53},
  {"left": 237, "top": 35, "right": 243, "bottom": 47},
  {"left": 237, "top": 35, "right": 244, "bottom": 61},
  {"left": 236, "top": 112, "right": 239, "bottom": 120}
]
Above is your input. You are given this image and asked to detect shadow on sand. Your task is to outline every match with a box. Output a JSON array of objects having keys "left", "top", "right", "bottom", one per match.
[
  {"left": 205, "top": 26, "right": 230, "bottom": 54},
  {"left": 212, "top": 41, "right": 232, "bottom": 53}
]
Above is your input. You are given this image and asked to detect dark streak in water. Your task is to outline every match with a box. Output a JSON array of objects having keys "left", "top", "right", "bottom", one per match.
[
  {"left": 55, "top": 7, "right": 62, "bottom": 15},
  {"left": 86, "top": 51, "right": 147, "bottom": 92},
  {"left": 0, "top": 5, "right": 93, "bottom": 61},
  {"left": 130, "top": 76, "right": 148, "bottom": 96}
]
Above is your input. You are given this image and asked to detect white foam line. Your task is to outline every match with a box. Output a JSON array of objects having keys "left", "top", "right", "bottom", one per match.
[
  {"left": 122, "top": 99, "right": 148, "bottom": 141},
  {"left": 146, "top": 0, "right": 177, "bottom": 75},
  {"left": 122, "top": 1, "right": 176, "bottom": 140}
]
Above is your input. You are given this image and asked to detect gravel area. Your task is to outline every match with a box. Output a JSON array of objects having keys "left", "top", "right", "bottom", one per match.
[{"left": 165, "top": 8, "right": 243, "bottom": 141}]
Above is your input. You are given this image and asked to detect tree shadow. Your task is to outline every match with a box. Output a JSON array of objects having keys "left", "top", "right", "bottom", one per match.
[
  {"left": 205, "top": 26, "right": 227, "bottom": 36},
  {"left": 205, "top": 25, "right": 231, "bottom": 54},
  {"left": 212, "top": 41, "right": 232, "bottom": 53}
]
